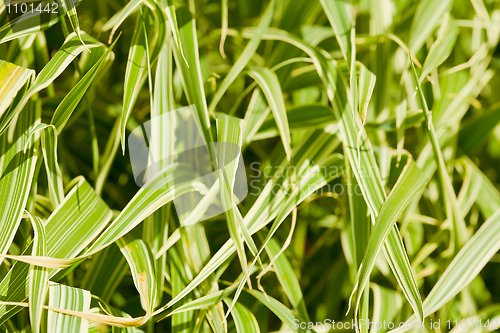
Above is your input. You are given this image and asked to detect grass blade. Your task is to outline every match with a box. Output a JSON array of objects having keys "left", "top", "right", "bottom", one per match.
[
  {"left": 47, "top": 283, "right": 91, "bottom": 333},
  {"left": 172, "top": 6, "right": 213, "bottom": 144},
  {"left": 118, "top": 237, "right": 157, "bottom": 315},
  {"left": 410, "top": 58, "right": 469, "bottom": 249},
  {"left": 319, "top": 0, "right": 353, "bottom": 61},
  {"left": 249, "top": 289, "right": 313, "bottom": 333},
  {"left": 419, "top": 14, "right": 458, "bottom": 82},
  {"left": 26, "top": 212, "right": 48, "bottom": 333},
  {"left": 120, "top": 14, "right": 148, "bottom": 152},
  {"left": 408, "top": 0, "right": 453, "bottom": 53},
  {"left": 216, "top": 113, "right": 250, "bottom": 287},
  {"left": 248, "top": 67, "right": 292, "bottom": 161},
  {"left": 24, "top": 123, "right": 64, "bottom": 207},
  {"left": 208, "top": 0, "right": 275, "bottom": 114},
  {"left": 51, "top": 36, "right": 118, "bottom": 132},
  {"left": 102, "top": 0, "right": 142, "bottom": 42},
  {"left": 0, "top": 176, "right": 112, "bottom": 323},
  {"left": 352, "top": 158, "right": 425, "bottom": 322},
  {"left": 265, "top": 237, "right": 309, "bottom": 321}
]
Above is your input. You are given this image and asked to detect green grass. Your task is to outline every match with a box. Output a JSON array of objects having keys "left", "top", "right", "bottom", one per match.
[{"left": 1, "top": 0, "right": 500, "bottom": 332}]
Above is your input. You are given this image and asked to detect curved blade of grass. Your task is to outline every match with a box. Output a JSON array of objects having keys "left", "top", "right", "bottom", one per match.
[
  {"left": 39, "top": 125, "right": 64, "bottom": 208},
  {"left": 216, "top": 113, "right": 250, "bottom": 287},
  {"left": 236, "top": 27, "right": 386, "bottom": 210},
  {"left": 265, "top": 237, "right": 309, "bottom": 321},
  {"left": 141, "top": 0, "right": 167, "bottom": 64},
  {"left": 219, "top": 0, "right": 228, "bottom": 58},
  {"left": 58, "top": 0, "right": 85, "bottom": 47},
  {"left": 352, "top": 159, "right": 425, "bottom": 323},
  {"left": 117, "top": 237, "right": 157, "bottom": 315},
  {"left": 419, "top": 14, "right": 458, "bottom": 82},
  {"left": 410, "top": 58, "right": 468, "bottom": 249},
  {"left": 170, "top": 259, "right": 194, "bottom": 333},
  {"left": 0, "top": 102, "right": 38, "bottom": 256},
  {"left": 172, "top": 6, "right": 213, "bottom": 144},
  {"left": 319, "top": 0, "right": 353, "bottom": 61},
  {"left": 102, "top": 0, "right": 142, "bottom": 42},
  {"left": 0, "top": 32, "right": 103, "bottom": 136},
  {"left": 370, "top": 283, "right": 402, "bottom": 333},
  {"left": 84, "top": 166, "right": 196, "bottom": 256},
  {"left": 24, "top": 123, "right": 64, "bottom": 207},
  {"left": 26, "top": 212, "right": 47, "bottom": 333},
  {"left": 152, "top": 29, "right": 174, "bottom": 124},
  {"left": 223, "top": 299, "right": 260, "bottom": 333},
  {"left": 163, "top": 5, "right": 187, "bottom": 65},
  {"left": 248, "top": 67, "right": 292, "bottom": 162},
  {"left": 457, "top": 158, "right": 500, "bottom": 220},
  {"left": 208, "top": 0, "right": 275, "bottom": 114}
]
